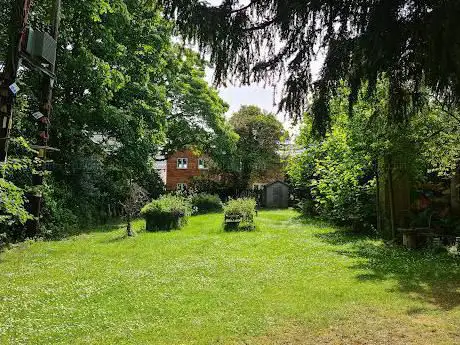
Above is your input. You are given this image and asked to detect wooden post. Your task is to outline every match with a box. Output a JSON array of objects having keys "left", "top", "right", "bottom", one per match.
[
  {"left": 388, "top": 157, "right": 396, "bottom": 240},
  {"left": 375, "top": 160, "right": 382, "bottom": 234},
  {"left": 450, "top": 164, "right": 460, "bottom": 216},
  {"left": 0, "top": 0, "right": 33, "bottom": 163},
  {"left": 26, "top": 0, "right": 61, "bottom": 237}
]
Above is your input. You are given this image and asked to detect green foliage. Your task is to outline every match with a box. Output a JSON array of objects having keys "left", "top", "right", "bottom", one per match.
[
  {"left": 413, "top": 102, "right": 460, "bottom": 177},
  {"left": 229, "top": 105, "right": 285, "bottom": 189},
  {"left": 0, "top": 0, "right": 234, "bottom": 239},
  {"left": 288, "top": 83, "right": 381, "bottom": 227},
  {"left": 0, "top": 138, "right": 35, "bottom": 242},
  {"left": 0, "top": 179, "right": 31, "bottom": 227},
  {"left": 40, "top": 181, "right": 79, "bottom": 240},
  {"left": 224, "top": 198, "right": 257, "bottom": 219},
  {"left": 161, "top": 0, "right": 460, "bottom": 134},
  {"left": 224, "top": 198, "right": 256, "bottom": 230},
  {"left": 141, "top": 195, "right": 192, "bottom": 231},
  {"left": 289, "top": 126, "right": 376, "bottom": 226},
  {"left": 189, "top": 176, "right": 221, "bottom": 194},
  {"left": 3, "top": 210, "right": 460, "bottom": 344},
  {"left": 288, "top": 79, "right": 460, "bottom": 230},
  {"left": 189, "top": 176, "right": 237, "bottom": 201},
  {"left": 190, "top": 193, "right": 223, "bottom": 214},
  {"left": 161, "top": 48, "right": 238, "bottom": 160}
]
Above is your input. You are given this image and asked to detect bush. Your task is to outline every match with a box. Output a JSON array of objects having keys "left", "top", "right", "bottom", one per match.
[
  {"left": 191, "top": 193, "right": 223, "bottom": 214},
  {"left": 0, "top": 138, "right": 35, "bottom": 243},
  {"left": 224, "top": 198, "right": 257, "bottom": 230},
  {"left": 190, "top": 176, "right": 238, "bottom": 201},
  {"left": 141, "top": 195, "right": 191, "bottom": 231},
  {"left": 190, "top": 176, "right": 221, "bottom": 195},
  {"left": 287, "top": 111, "right": 376, "bottom": 229}
]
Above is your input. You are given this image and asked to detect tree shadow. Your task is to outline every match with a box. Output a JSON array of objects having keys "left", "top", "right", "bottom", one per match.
[
  {"left": 316, "top": 229, "right": 460, "bottom": 311},
  {"left": 294, "top": 215, "right": 338, "bottom": 229},
  {"left": 75, "top": 220, "right": 127, "bottom": 235},
  {"left": 99, "top": 233, "right": 134, "bottom": 244}
]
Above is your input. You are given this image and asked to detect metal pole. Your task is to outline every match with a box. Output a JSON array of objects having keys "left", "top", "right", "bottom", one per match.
[
  {"left": 0, "top": 0, "right": 33, "bottom": 163},
  {"left": 27, "top": 0, "right": 61, "bottom": 237}
]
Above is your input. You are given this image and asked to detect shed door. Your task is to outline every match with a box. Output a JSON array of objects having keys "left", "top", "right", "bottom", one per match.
[{"left": 273, "top": 185, "right": 283, "bottom": 208}]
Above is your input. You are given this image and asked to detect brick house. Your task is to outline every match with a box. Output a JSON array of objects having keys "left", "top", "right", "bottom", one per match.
[
  {"left": 158, "top": 145, "right": 290, "bottom": 191},
  {"left": 165, "top": 150, "right": 210, "bottom": 191}
]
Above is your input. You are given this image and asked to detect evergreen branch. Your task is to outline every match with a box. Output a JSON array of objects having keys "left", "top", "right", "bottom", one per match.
[
  {"left": 243, "top": 17, "right": 277, "bottom": 32},
  {"left": 229, "top": 2, "right": 256, "bottom": 14}
]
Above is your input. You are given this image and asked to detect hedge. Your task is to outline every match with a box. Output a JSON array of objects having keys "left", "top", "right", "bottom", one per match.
[{"left": 191, "top": 193, "right": 223, "bottom": 214}]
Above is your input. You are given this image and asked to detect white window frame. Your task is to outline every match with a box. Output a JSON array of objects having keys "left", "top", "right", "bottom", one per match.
[
  {"left": 177, "top": 183, "right": 187, "bottom": 191},
  {"left": 177, "top": 158, "right": 188, "bottom": 169},
  {"left": 198, "top": 158, "right": 207, "bottom": 170}
]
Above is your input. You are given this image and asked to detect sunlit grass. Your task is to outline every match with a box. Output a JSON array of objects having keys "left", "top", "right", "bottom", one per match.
[{"left": 0, "top": 210, "right": 459, "bottom": 344}]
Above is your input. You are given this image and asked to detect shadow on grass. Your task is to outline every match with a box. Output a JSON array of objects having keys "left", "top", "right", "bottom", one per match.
[
  {"left": 51, "top": 218, "right": 142, "bottom": 242},
  {"left": 223, "top": 223, "right": 257, "bottom": 233},
  {"left": 294, "top": 215, "right": 347, "bottom": 232},
  {"left": 316, "top": 229, "right": 460, "bottom": 311},
  {"left": 99, "top": 233, "right": 135, "bottom": 244}
]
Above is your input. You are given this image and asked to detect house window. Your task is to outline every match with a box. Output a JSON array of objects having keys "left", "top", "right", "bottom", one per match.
[
  {"left": 177, "top": 183, "right": 188, "bottom": 191},
  {"left": 177, "top": 158, "right": 188, "bottom": 169},
  {"left": 198, "top": 158, "right": 207, "bottom": 170}
]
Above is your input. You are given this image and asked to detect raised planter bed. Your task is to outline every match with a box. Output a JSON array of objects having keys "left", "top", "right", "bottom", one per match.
[{"left": 224, "top": 214, "right": 243, "bottom": 229}]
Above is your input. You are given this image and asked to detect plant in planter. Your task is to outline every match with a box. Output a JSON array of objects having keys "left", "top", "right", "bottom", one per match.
[
  {"left": 224, "top": 198, "right": 257, "bottom": 231},
  {"left": 141, "top": 195, "right": 192, "bottom": 232}
]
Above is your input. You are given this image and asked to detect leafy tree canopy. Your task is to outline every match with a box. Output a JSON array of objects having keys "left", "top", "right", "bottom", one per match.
[
  {"left": 0, "top": 0, "right": 236, "bottom": 234},
  {"left": 229, "top": 105, "right": 285, "bottom": 188},
  {"left": 288, "top": 78, "right": 460, "bottom": 232},
  {"left": 159, "top": 0, "right": 460, "bottom": 134}
]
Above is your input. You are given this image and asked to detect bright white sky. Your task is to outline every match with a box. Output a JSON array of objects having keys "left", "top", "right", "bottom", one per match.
[{"left": 205, "top": 68, "right": 279, "bottom": 118}]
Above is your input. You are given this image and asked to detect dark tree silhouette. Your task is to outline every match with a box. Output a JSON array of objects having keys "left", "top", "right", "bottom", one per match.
[{"left": 159, "top": 0, "right": 460, "bottom": 134}]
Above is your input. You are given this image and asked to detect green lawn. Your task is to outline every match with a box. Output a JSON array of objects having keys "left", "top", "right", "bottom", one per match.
[{"left": 1, "top": 210, "right": 459, "bottom": 344}]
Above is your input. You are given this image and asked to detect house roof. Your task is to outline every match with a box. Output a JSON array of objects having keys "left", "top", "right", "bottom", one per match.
[{"left": 264, "top": 180, "right": 289, "bottom": 189}]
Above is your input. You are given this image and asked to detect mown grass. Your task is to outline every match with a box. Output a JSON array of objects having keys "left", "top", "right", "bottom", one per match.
[{"left": 0, "top": 210, "right": 459, "bottom": 344}]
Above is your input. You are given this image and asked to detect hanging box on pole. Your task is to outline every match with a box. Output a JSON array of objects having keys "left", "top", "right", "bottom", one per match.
[
  {"left": 26, "top": 28, "right": 57, "bottom": 66},
  {"left": 32, "top": 111, "right": 44, "bottom": 120},
  {"left": 32, "top": 173, "right": 43, "bottom": 185},
  {"left": 9, "top": 83, "right": 20, "bottom": 95}
]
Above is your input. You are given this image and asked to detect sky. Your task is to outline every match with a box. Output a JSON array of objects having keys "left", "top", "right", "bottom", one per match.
[
  {"left": 204, "top": 0, "right": 285, "bottom": 124},
  {"left": 205, "top": 68, "right": 281, "bottom": 118},
  {"left": 203, "top": 0, "right": 323, "bottom": 133}
]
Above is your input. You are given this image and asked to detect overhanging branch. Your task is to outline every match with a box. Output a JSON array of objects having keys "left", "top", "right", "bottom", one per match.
[{"left": 243, "top": 17, "right": 277, "bottom": 32}]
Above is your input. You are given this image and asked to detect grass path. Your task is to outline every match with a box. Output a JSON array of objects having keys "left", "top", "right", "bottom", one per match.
[{"left": 0, "top": 210, "right": 459, "bottom": 344}]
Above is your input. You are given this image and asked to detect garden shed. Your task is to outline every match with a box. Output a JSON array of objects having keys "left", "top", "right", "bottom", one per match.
[{"left": 263, "top": 181, "right": 289, "bottom": 209}]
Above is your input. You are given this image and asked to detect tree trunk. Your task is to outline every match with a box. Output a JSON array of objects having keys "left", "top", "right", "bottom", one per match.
[
  {"left": 451, "top": 164, "right": 460, "bottom": 216},
  {"left": 388, "top": 158, "right": 396, "bottom": 240},
  {"left": 0, "top": 0, "right": 33, "bottom": 162},
  {"left": 126, "top": 213, "right": 134, "bottom": 237}
]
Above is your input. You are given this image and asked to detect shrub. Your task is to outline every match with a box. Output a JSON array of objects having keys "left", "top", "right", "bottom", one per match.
[
  {"left": 191, "top": 193, "right": 223, "bottom": 214},
  {"left": 190, "top": 176, "right": 221, "bottom": 195},
  {"left": 141, "top": 195, "right": 191, "bottom": 231},
  {"left": 224, "top": 198, "right": 257, "bottom": 230},
  {"left": 287, "top": 111, "right": 376, "bottom": 229},
  {"left": 190, "top": 176, "right": 238, "bottom": 201}
]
